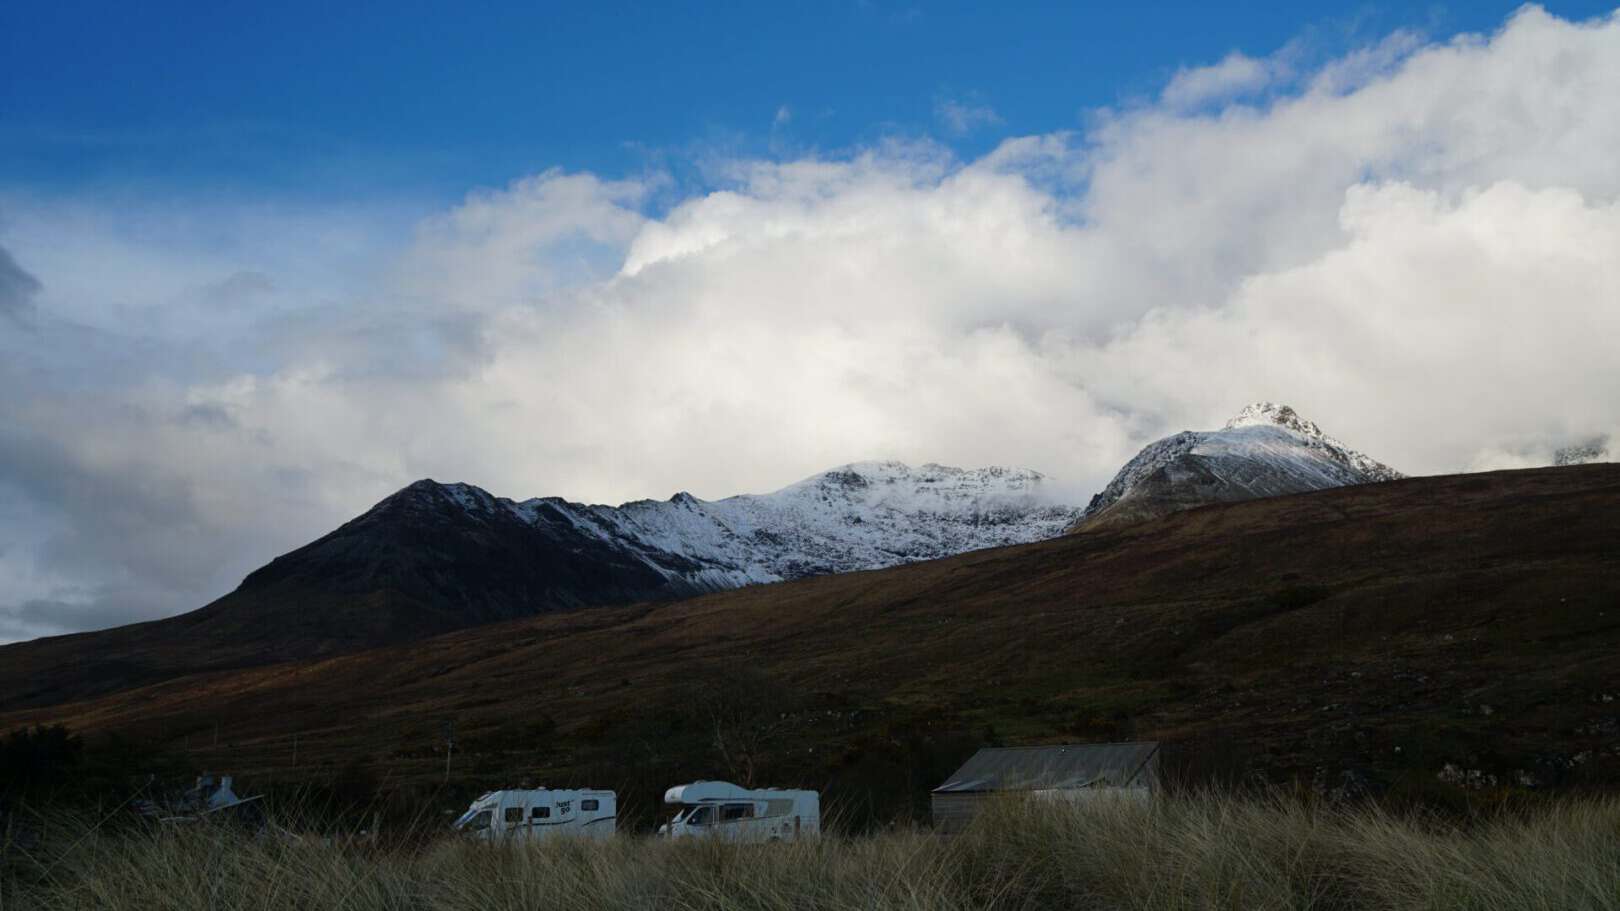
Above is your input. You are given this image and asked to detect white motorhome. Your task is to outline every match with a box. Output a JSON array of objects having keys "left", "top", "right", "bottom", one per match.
[
  {"left": 452, "top": 788, "right": 616, "bottom": 841},
  {"left": 659, "top": 781, "right": 820, "bottom": 842}
]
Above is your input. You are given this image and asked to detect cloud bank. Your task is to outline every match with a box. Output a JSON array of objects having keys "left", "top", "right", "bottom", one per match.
[{"left": 2, "top": 5, "right": 1618, "bottom": 641}]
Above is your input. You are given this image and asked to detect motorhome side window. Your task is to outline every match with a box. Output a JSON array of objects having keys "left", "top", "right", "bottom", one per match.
[
  {"left": 532, "top": 806, "right": 550, "bottom": 819},
  {"left": 581, "top": 799, "right": 599, "bottom": 811},
  {"left": 721, "top": 803, "right": 753, "bottom": 821},
  {"left": 686, "top": 806, "right": 712, "bottom": 824},
  {"left": 504, "top": 808, "right": 523, "bottom": 823}
]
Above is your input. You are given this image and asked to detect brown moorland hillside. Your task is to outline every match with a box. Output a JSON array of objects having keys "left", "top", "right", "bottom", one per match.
[{"left": 4, "top": 464, "right": 1618, "bottom": 825}]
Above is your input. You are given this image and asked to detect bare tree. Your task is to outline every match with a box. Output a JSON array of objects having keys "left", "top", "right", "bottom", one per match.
[{"left": 691, "top": 667, "right": 798, "bottom": 787}]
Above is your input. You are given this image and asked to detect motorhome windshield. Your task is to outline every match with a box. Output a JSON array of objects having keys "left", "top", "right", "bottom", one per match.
[{"left": 454, "top": 809, "right": 493, "bottom": 832}]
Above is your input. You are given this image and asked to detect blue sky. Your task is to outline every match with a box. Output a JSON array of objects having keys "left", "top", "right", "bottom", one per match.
[{"left": 4, "top": 1, "right": 1611, "bottom": 202}]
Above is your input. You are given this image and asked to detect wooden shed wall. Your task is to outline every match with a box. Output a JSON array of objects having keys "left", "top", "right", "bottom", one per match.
[
  {"left": 931, "top": 793, "right": 990, "bottom": 835},
  {"left": 1137, "top": 750, "right": 1161, "bottom": 789},
  {"left": 933, "top": 781, "right": 1159, "bottom": 833}
]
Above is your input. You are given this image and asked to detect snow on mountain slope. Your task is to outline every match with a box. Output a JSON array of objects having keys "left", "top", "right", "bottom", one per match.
[
  {"left": 1224, "top": 403, "right": 1403, "bottom": 482},
  {"left": 1070, "top": 403, "right": 1402, "bottom": 532},
  {"left": 450, "top": 460, "right": 1078, "bottom": 591},
  {"left": 1555, "top": 437, "right": 1612, "bottom": 466}
]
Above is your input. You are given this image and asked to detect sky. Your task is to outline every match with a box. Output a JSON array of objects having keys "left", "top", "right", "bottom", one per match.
[{"left": 1, "top": 2, "right": 1618, "bottom": 642}]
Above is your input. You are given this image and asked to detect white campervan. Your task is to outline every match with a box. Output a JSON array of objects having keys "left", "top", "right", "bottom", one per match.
[
  {"left": 453, "top": 788, "right": 616, "bottom": 841},
  {"left": 659, "top": 781, "right": 820, "bottom": 842}
]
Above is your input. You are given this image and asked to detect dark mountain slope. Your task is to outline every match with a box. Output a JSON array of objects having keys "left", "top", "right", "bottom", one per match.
[
  {"left": 0, "top": 480, "right": 713, "bottom": 710},
  {"left": 212, "top": 478, "right": 712, "bottom": 637},
  {"left": 5, "top": 464, "right": 1618, "bottom": 816}
]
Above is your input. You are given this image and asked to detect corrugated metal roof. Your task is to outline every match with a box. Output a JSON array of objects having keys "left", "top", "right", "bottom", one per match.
[{"left": 932, "top": 742, "right": 1160, "bottom": 793}]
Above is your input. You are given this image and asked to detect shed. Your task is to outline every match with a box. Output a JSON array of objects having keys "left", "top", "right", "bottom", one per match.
[{"left": 931, "top": 742, "right": 1161, "bottom": 833}]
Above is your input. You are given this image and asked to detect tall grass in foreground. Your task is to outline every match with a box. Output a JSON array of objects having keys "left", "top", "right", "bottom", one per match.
[{"left": 4, "top": 792, "right": 1618, "bottom": 910}]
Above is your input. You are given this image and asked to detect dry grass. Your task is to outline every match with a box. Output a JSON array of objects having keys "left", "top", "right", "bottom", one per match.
[{"left": 4, "top": 792, "right": 1618, "bottom": 910}]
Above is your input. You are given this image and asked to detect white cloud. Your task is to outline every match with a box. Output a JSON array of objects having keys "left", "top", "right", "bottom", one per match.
[
  {"left": 1075, "top": 180, "right": 1620, "bottom": 475},
  {"left": 1161, "top": 51, "right": 1276, "bottom": 108},
  {"left": 935, "top": 95, "right": 1003, "bottom": 135},
  {"left": 3, "top": 4, "right": 1619, "bottom": 639}
]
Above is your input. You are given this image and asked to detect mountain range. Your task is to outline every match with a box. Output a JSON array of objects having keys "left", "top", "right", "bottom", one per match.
[
  {"left": 0, "top": 402, "right": 1411, "bottom": 708},
  {"left": 231, "top": 459, "right": 1078, "bottom": 635},
  {"left": 0, "top": 461, "right": 1075, "bottom": 708},
  {"left": 3, "top": 462, "right": 1616, "bottom": 820},
  {"left": 233, "top": 400, "right": 1408, "bottom": 645},
  {"left": 3, "top": 399, "right": 1618, "bottom": 816}
]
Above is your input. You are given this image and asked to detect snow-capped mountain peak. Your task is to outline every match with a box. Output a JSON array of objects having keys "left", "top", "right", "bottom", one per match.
[
  {"left": 1072, "top": 403, "right": 1403, "bottom": 531},
  {"left": 1226, "top": 402, "right": 1325, "bottom": 437},
  {"left": 1224, "top": 402, "right": 1402, "bottom": 482}
]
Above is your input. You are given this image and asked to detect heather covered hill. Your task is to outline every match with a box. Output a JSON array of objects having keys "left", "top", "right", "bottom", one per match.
[{"left": 4, "top": 464, "right": 1617, "bottom": 822}]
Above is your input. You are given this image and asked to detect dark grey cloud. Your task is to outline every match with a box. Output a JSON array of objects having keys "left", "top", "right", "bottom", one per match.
[
  {"left": 0, "top": 244, "right": 42, "bottom": 321},
  {"left": 0, "top": 425, "right": 202, "bottom": 586},
  {"left": 3, "top": 595, "right": 163, "bottom": 641},
  {"left": 0, "top": 613, "right": 47, "bottom": 644},
  {"left": 0, "top": 384, "right": 354, "bottom": 643},
  {"left": 0, "top": 422, "right": 240, "bottom": 644}
]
